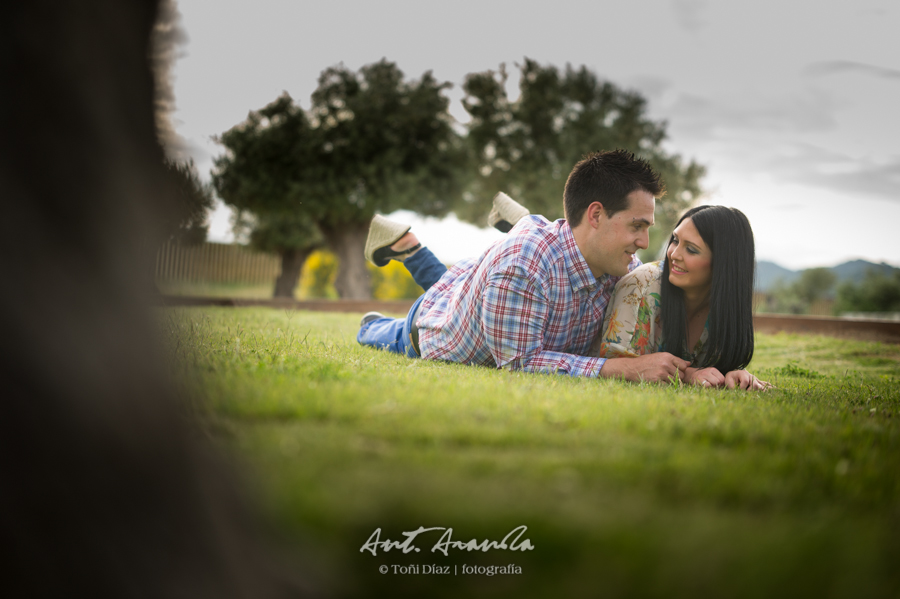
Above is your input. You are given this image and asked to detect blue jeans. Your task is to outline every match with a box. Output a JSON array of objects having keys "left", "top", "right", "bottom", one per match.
[{"left": 356, "top": 247, "right": 447, "bottom": 357}]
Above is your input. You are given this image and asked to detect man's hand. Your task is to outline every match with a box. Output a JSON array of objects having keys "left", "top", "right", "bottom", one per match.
[
  {"left": 599, "top": 353, "right": 690, "bottom": 383},
  {"left": 724, "top": 370, "right": 772, "bottom": 391},
  {"left": 685, "top": 366, "right": 725, "bottom": 388}
]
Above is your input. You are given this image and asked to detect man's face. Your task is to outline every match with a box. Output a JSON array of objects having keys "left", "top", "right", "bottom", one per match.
[{"left": 581, "top": 190, "right": 655, "bottom": 278}]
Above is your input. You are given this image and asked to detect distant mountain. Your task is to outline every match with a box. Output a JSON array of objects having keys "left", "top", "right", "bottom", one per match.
[
  {"left": 830, "top": 260, "right": 898, "bottom": 285},
  {"left": 755, "top": 259, "right": 899, "bottom": 293},
  {"left": 757, "top": 261, "right": 800, "bottom": 292}
]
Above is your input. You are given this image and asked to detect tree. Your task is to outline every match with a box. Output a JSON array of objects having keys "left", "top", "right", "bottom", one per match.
[
  {"left": 232, "top": 208, "right": 323, "bottom": 298},
  {"left": 763, "top": 279, "right": 806, "bottom": 315},
  {"left": 456, "top": 59, "right": 705, "bottom": 261},
  {"left": 793, "top": 267, "right": 836, "bottom": 305},
  {"left": 834, "top": 269, "right": 900, "bottom": 314},
  {"left": 212, "top": 94, "right": 323, "bottom": 297},
  {"left": 212, "top": 60, "right": 466, "bottom": 298},
  {"left": 764, "top": 268, "right": 837, "bottom": 314},
  {"left": 161, "top": 158, "right": 214, "bottom": 245}
]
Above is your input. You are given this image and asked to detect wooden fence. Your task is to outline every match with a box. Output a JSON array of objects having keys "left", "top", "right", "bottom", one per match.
[
  {"left": 155, "top": 241, "right": 280, "bottom": 285},
  {"left": 753, "top": 292, "right": 835, "bottom": 317}
]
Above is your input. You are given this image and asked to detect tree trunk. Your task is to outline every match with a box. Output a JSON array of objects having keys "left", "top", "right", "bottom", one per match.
[
  {"left": 323, "top": 223, "right": 371, "bottom": 299},
  {"left": 273, "top": 247, "right": 313, "bottom": 298}
]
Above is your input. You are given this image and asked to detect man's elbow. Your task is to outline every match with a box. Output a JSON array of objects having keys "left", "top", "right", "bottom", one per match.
[{"left": 502, "top": 354, "right": 571, "bottom": 376}]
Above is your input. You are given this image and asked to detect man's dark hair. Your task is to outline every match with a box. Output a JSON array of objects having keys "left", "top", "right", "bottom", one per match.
[
  {"left": 563, "top": 149, "right": 665, "bottom": 226},
  {"left": 661, "top": 205, "right": 756, "bottom": 373}
]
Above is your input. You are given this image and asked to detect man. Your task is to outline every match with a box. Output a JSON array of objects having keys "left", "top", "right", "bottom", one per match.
[{"left": 358, "top": 150, "right": 689, "bottom": 383}]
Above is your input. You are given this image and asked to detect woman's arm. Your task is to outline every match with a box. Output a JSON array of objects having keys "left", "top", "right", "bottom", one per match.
[
  {"left": 592, "top": 263, "right": 663, "bottom": 359},
  {"left": 684, "top": 367, "right": 771, "bottom": 390}
]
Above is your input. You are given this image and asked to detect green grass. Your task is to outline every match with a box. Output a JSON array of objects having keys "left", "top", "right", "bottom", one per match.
[{"left": 163, "top": 308, "right": 900, "bottom": 598}]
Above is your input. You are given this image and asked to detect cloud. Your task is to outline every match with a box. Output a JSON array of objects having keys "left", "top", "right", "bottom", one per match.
[
  {"left": 809, "top": 160, "right": 900, "bottom": 201},
  {"left": 661, "top": 88, "right": 839, "bottom": 141},
  {"left": 628, "top": 75, "right": 672, "bottom": 103},
  {"left": 770, "top": 203, "right": 805, "bottom": 212},
  {"left": 766, "top": 143, "right": 900, "bottom": 203},
  {"left": 856, "top": 6, "right": 890, "bottom": 17},
  {"left": 670, "top": 0, "right": 708, "bottom": 33},
  {"left": 803, "top": 60, "right": 900, "bottom": 82}
]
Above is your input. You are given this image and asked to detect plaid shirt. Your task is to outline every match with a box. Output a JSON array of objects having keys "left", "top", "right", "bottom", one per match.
[{"left": 417, "top": 216, "right": 640, "bottom": 377}]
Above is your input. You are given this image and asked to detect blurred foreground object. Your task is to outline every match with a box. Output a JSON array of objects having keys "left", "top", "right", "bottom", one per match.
[{"left": 0, "top": 1, "right": 306, "bottom": 596}]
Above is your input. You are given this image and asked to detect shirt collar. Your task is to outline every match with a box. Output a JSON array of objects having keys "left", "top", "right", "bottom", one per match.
[{"left": 558, "top": 220, "right": 603, "bottom": 292}]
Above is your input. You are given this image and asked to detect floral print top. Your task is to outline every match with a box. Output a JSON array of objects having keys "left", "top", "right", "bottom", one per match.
[{"left": 590, "top": 261, "right": 708, "bottom": 360}]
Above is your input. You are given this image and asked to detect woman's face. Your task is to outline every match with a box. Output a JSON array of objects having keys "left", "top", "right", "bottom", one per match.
[{"left": 666, "top": 217, "right": 713, "bottom": 295}]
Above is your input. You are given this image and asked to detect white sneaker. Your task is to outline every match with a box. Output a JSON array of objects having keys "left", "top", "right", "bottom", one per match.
[
  {"left": 360, "top": 312, "right": 385, "bottom": 327},
  {"left": 488, "top": 192, "right": 530, "bottom": 232},
  {"left": 364, "top": 215, "right": 415, "bottom": 266}
]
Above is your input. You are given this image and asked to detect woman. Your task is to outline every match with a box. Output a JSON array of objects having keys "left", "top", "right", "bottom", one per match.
[
  {"left": 364, "top": 193, "right": 767, "bottom": 389},
  {"left": 594, "top": 205, "right": 769, "bottom": 390}
]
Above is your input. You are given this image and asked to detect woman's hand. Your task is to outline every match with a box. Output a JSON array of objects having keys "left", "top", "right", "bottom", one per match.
[
  {"left": 724, "top": 370, "right": 772, "bottom": 391},
  {"left": 685, "top": 366, "right": 725, "bottom": 388}
]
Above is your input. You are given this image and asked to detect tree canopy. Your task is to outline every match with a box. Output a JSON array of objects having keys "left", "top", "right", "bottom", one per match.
[
  {"left": 160, "top": 158, "right": 213, "bottom": 245},
  {"left": 456, "top": 58, "right": 705, "bottom": 260},
  {"left": 794, "top": 268, "right": 837, "bottom": 305},
  {"left": 212, "top": 59, "right": 465, "bottom": 298},
  {"left": 212, "top": 57, "right": 708, "bottom": 297},
  {"left": 835, "top": 269, "right": 900, "bottom": 314}
]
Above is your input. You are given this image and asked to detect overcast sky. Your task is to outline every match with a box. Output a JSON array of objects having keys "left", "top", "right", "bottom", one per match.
[{"left": 170, "top": 0, "right": 900, "bottom": 270}]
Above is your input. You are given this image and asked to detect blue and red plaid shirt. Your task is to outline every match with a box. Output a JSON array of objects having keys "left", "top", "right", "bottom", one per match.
[{"left": 417, "top": 216, "right": 641, "bottom": 377}]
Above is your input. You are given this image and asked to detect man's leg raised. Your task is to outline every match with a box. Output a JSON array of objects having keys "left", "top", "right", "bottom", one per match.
[
  {"left": 403, "top": 243, "right": 447, "bottom": 291},
  {"left": 365, "top": 216, "right": 448, "bottom": 291}
]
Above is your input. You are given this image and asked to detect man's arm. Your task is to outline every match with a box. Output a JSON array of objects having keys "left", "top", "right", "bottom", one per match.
[
  {"left": 481, "top": 267, "right": 606, "bottom": 377},
  {"left": 481, "top": 267, "right": 687, "bottom": 381}
]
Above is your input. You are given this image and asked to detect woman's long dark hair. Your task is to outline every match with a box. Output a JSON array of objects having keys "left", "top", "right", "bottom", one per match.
[{"left": 660, "top": 205, "right": 755, "bottom": 373}]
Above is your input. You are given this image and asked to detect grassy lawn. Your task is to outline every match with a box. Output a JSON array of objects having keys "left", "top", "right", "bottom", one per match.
[{"left": 163, "top": 308, "right": 900, "bottom": 598}]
